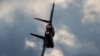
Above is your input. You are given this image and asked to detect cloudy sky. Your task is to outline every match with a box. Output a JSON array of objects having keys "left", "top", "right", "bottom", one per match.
[{"left": 0, "top": 0, "right": 100, "bottom": 56}]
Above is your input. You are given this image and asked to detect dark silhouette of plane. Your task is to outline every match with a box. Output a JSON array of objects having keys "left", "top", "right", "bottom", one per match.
[{"left": 30, "top": 3, "right": 55, "bottom": 56}]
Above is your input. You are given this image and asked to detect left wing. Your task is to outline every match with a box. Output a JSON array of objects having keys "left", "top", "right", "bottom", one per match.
[{"left": 30, "top": 33, "right": 45, "bottom": 40}]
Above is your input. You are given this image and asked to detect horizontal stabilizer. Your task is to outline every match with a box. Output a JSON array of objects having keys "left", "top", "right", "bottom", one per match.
[{"left": 34, "top": 18, "right": 50, "bottom": 23}]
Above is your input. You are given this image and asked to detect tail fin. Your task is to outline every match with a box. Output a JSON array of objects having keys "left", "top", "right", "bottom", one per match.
[
  {"left": 34, "top": 3, "right": 55, "bottom": 24},
  {"left": 50, "top": 3, "right": 55, "bottom": 23},
  {"left": 34, "top": 18, "right": 50, "bottom": 23}
]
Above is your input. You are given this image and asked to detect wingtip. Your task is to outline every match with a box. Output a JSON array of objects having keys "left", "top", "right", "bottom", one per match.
[{"left": 30, "top": 33, "right": 32, "bottom": 35}]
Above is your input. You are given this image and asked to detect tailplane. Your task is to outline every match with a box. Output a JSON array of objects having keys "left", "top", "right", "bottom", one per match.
[{"left": 34, "top": 18, "right": 50, "bottom": 23}]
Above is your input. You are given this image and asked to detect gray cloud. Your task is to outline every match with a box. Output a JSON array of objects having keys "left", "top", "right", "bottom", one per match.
[{"left": 0, "top": 0, "right": 100, "bottom": 56}]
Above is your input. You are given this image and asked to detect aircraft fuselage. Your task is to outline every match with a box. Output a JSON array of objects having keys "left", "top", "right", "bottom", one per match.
[{"left": 45, "top": 23, "right": 55, "bottom": 48}]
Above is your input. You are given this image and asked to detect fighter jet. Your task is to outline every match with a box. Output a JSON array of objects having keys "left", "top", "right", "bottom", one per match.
[{"left": 30, "top": 3, "right": 55, "bottom": 56}]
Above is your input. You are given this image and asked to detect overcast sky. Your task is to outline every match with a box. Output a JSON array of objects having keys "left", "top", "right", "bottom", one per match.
[{"left": 0, "top": 0, "right": 100, "bottom": 56}]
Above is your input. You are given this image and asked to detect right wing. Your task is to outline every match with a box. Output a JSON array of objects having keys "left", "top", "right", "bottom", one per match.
[{"left": 41, "top": 45, "right": 46, "bottom": 56}]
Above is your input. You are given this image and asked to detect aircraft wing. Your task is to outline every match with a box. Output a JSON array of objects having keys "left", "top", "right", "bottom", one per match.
[
  {"left": 41, "top": 45, "right": 46, "bottom": 56},
  {"left": 30, "top": 33, "right": 45, "bottom": 40}
]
